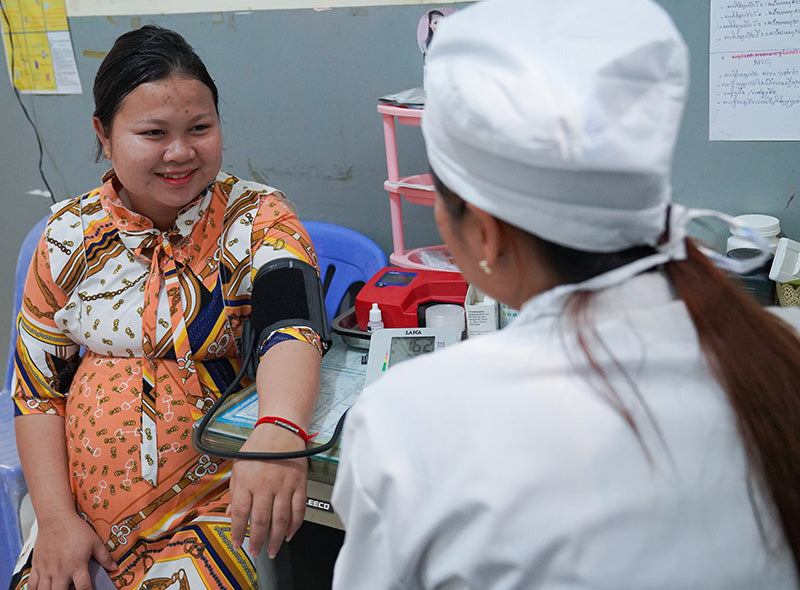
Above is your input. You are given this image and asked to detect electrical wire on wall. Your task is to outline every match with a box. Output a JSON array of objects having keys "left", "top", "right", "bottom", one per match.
[{"left": 0, "top": 1, "right": 57, "bottom": 205}]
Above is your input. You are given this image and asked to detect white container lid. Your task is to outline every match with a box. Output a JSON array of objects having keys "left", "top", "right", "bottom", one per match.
[{"left": 730, "top": 214, "right": 781, "bottom": 237}]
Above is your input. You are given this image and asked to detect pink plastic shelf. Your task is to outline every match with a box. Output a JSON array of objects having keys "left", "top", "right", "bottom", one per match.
[
  {"left": 384, "top": 174, "right": 435, "bottom": 206},
  {"left": 379, "top": 102, "right": 458, "bottom": 272},
  {"left": 377, "top": 103, "right": 423, "bottom": 127},
  {"left": 389, "top": 245, "right": 459, "bottom": 273}
]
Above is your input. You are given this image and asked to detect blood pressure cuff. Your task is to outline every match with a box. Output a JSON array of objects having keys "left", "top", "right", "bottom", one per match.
[{"left": 241, "top": 258, "right": 331, "bottom": 381}]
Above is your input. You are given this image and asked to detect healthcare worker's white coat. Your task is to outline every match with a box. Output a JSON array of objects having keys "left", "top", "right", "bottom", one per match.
[{"left": 332, "top": 272, "right": 799, "bottom": 589}]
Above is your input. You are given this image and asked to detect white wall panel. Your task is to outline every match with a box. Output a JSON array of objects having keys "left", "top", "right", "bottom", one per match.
[{"left": 66, "top": 0, "right": 460, "bottom": 17}]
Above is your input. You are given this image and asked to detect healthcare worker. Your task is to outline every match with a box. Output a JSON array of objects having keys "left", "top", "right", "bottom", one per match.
[{"left": 331, "top": 0, "right": 800, "bottom": 587}]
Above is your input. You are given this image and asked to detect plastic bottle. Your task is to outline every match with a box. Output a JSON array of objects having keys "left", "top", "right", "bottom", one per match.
[
  {"left": 425, "top": 304, "right": 465, "bottom": 340},
  {"left": 367, "top": 303, "right": 384, "bottom": 331}
]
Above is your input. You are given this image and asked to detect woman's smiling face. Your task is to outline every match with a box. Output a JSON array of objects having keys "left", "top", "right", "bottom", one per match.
[{"left": 93, "top": 73, "right": 223, "bottom": 231}]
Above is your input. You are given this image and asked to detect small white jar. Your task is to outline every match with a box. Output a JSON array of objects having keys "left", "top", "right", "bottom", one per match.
[{"left": 726, "top": 214, "right": 781, "bottom": 254}]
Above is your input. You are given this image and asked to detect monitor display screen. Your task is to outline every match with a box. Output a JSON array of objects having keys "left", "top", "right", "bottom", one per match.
[
  {"left": 388, "top": 335, "right": 435, "bottom": 367},
  {"left": 376, "top": 270, "right": 416, "bottom": 287}
]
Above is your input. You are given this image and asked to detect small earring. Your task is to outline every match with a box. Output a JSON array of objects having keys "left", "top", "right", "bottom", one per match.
[
  {"left": 479, "top": 260, "right": 492, "bottom": 275},
  {"left": 104, "top": 151, "right": 111, "bottom": 160}
]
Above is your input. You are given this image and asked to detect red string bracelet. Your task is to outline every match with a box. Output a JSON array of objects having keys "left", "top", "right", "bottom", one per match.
[{"left": 254, "top": 416, "right": 317, "bottom": 444}]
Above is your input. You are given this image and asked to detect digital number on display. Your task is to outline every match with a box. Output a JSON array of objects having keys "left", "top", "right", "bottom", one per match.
[{"left": 388, "top": 335, "right": 436, "bottom": 368}]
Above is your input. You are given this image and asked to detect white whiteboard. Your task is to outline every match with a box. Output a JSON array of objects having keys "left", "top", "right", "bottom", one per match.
[
  {"left": 66, "top": 0, "right": 462, "bottom": 17},
  {"left": 710, "top": 0, "right": 800, "bottom": 141}
]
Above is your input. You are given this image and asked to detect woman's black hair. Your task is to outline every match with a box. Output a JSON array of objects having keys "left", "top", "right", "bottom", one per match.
[{"left": 92, "top": 25, "right": 219, "bottom": 161}]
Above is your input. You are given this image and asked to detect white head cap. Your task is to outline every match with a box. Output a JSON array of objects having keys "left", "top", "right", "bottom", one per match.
[{"left": 422, "top": 0, "right": 689, "bottom": 253}]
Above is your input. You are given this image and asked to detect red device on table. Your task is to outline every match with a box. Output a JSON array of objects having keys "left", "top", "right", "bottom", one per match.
[{"left": 355, "top": 266, "right": 468, "bottom": 330}]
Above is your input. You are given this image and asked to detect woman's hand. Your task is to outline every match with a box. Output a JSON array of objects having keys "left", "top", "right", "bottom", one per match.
[
  {"left": 228, "top": 423, "right": 309, "bottom": 558},
  {"left": 28, "top": 512, "right": 117, "bottom": 590}
]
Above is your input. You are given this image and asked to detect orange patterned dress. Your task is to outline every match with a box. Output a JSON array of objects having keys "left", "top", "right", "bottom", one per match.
[{"left": 11, "top": 170, "right": 321, "bottom": 589}]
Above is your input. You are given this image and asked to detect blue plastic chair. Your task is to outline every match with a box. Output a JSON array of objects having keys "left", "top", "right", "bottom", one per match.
[
  {"left": 303, "top": 221, "right": 388, "bottom": 325},
  {"left": 5, "top": 216, "right": 47, "bottom": 390},
  {"left": 0, "top": 215, "right": 47, "bottom": 582}
]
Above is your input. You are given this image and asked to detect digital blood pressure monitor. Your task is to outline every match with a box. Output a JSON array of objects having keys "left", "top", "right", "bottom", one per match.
[{"left": 365, "top": 327, "right": 461, "bottom": 386}]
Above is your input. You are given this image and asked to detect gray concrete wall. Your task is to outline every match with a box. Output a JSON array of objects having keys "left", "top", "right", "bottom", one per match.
[{"left": 3, "top": 1, "right": 800, "bottom": 380}]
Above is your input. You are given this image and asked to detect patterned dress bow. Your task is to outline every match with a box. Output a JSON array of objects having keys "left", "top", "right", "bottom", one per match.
[{"left": 134, "top": 232, "right": 203, "bottom": 486}]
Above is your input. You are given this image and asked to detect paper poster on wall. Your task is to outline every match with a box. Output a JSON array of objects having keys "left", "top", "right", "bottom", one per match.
[
  {"left": 709, "top": 0, "right": 800, "bottom": 141},
  {"left": 417, "top": 6, "right": 456, "bottom": 59},
  {"left": 1, "top": 0, "right": 81, "bottom": 94},
  {"left": 378, "top": 6, "right": 458, "bottom": 109}
]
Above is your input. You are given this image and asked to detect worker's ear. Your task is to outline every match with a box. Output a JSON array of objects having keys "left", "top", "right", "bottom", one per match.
[{"left": 464, "top": 202, "right": 507, "bottom": 268}]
